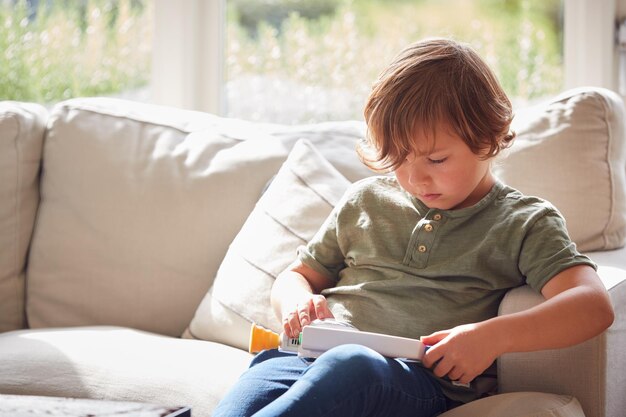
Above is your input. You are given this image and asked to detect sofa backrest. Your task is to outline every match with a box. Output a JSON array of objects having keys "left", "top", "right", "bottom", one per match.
[
  {"left": 23, "top": 98, "right": 371, "bottom": 337},
  {"left": 0, "top": 102, "right": 47, "bottom": 332}
]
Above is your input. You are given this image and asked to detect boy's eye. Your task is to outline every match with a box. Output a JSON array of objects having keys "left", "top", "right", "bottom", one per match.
[{"left": 428, "top": 157, "right": 447, "bottom": 164}]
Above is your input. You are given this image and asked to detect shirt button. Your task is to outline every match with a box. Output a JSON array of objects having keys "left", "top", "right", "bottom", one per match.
[
  {"left": 424, "top": 224, "right": 433, "bottom": 232},
  {"left": 418, "top": 245, "right": 427, "bottom": 253},
  {"left": 433, "top": 214, "right": 442, "bottom": 221}
]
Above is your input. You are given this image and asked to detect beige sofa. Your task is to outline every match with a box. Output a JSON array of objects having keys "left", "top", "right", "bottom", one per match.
[{"left": 0, "top": 87, "right": 625, "bottom": 417}]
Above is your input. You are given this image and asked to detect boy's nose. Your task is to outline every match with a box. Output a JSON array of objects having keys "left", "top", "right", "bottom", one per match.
[{"left": 408, "top": 170, "right": 429, "bottom": 186}]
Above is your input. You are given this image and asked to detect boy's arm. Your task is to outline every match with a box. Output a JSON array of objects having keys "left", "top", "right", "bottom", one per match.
[
  {"left": 271, "top": 260, "right": 336, "bottom": 338},
  {"left": 503, "top": 264, "right": 614, "bottom": 350},
  {"left": 421, "top": 265, "right": 614, "bottom": 385}
]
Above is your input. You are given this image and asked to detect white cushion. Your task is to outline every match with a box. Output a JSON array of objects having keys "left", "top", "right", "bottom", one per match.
[
  {"left": 0, "top": 326, "right": 252, "bottom": 416},
  {"left": 0, "top": 102, "right": 47, "bottom": 332},
  {"left": 441, "top": 392, "right": 585, "bottom": 417},
  {"left": 184, "top": 139, "right": 351, "bottom": 349},
  {"left": 25, "top": 98, "right": 369, "bottom": 337},
  {"left": 495, "top": 87, "right": 626, "bottom": 252},
  {"left": 26, "top": 99, "right": 282, "bottom": 337}
]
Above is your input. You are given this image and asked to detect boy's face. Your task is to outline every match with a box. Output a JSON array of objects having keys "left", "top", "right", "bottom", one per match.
[{"left": 394, "top": 125, "right": 495, "bottom": 210}]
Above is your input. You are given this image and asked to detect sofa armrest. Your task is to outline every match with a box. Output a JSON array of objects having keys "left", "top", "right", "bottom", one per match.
[
  {"left": 497, "top": 265, "right": 626, "bottom": 417},
  {"left": 0, "top": 101, "right": 47, "bottom": 333}
]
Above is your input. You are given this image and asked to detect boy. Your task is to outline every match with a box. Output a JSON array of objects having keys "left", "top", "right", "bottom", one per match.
[{"left": 213, "top": 38, "right": 614, "bottom": 417}]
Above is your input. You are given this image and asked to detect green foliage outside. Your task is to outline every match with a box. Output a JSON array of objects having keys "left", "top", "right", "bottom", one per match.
[
  {"left": 0, "top": 0, "right": 151, "bottom": 103},
  {"left": 1, "top": 0, "right": 562, "bottom": 122},
  {"left": 227, "top": 0, "right": 563, "bottom": 121}
]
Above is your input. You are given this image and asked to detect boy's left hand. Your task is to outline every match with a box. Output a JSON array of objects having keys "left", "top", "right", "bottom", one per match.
[{"left": 420, "top": 323, "right": 498, "bottom": 385}]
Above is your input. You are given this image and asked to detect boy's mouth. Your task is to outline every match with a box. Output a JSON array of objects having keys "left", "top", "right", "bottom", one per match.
[{"left": 419, "top": 193, "right": 441, "bottom": 201}]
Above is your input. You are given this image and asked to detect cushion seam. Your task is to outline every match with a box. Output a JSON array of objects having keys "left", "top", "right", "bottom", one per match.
[
  {"left": 289, "top": 167, "right": 337, "bottom": 207},
  {"left": 212, "top": 278, "right": 268, "bottom": 326},
  {"left": 240, "top": 248, "right": 283, "bottom": 280},
  {"left": 259, "top": 204, "right": 318, "bottom": 243},
  {"left": 597, "top": 92, "right": 616, "bottom": 249}
]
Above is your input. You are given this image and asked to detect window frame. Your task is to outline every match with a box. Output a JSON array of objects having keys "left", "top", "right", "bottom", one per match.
[
  {"left": 151, "top": 0, "right": 620, "bottom": 115},
  {"left": 564, "top": 0, "right": 617, "bottom": 91},
  {"left": 152, "top": 0, "right": 225, "bottom": 114}
]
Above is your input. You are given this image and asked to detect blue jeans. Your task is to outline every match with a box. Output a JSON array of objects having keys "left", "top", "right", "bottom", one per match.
[{"left": 213, "top": 344, "right": 448, "bottom": 417}]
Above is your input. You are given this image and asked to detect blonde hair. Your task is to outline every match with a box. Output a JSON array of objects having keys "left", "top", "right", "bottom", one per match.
[{"left": 359, "top": 38, "right": 515, "bottom": 172}]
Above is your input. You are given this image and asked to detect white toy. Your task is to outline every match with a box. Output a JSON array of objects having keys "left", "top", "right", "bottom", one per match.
[{"left": 249, "top": 319, "right": 428, "bottom": 361}]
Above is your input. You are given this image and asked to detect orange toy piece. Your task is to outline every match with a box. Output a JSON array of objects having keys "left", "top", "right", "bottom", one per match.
[{"left": 249, "top": 323, "right": 280, "bottom": 353}]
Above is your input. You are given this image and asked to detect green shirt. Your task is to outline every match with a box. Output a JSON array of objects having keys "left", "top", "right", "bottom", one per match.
[{"left": 297, "top": 176, "right": 595, "bottom": 402}]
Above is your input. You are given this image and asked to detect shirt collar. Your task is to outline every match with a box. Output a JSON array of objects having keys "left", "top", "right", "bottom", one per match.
[{"left": 409, "top": 180, "right": 505, "bottom": 219}]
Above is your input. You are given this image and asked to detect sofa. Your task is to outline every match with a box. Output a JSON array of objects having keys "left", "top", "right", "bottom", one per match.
[{"left": 0, "top": 86, "right": 624, "bottom": 417}]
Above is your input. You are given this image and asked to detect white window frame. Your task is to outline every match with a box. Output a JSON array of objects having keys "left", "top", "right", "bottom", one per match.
[
  {"left": 152, "top": 0, "right": 225, "bottom": 114},
  {"left": 152, "top": 0, "right": 622, "bottom": 115},
  {"left": 564, "top": 0, "right": 617, "bottom": 90}
]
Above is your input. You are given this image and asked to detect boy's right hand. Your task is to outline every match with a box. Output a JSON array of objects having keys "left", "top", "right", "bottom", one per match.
[
  {"left": 282, "top": 294, "right": 334, "bottom": 338},
  {"left": 273, "top": 260, "right": 337, "bottom": 338}
]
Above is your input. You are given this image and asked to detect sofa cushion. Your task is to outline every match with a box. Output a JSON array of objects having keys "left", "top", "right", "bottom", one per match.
[
  {"left": 0, "top": 102, "right": 47, "bottom": 332},
  {"left": 183, "top": 139, "right": 351, "bottom": 349},
  {"left": 0, "top": 326, "right": 252, "bottom": 417},
  {"left": 0, "top": 329, "right": 586, "bottom": 417},
  {"left": 25, "top": 98, "right": 370, "bottom": 337},
  {"left": 495, "top": 87, "right": 626, "bottom": 252},
  {"left": 440, "top": 392, "right": 585, "bottom": 417}
]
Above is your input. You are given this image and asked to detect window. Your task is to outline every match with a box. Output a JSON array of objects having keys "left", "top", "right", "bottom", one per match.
[
  {"left": 224, "top": 0, "right": 564, "bottom": 123},
  {"left": 3, "top": 0, "right": 620, "bottom": 120},
  {"left": 0, "top": 0, "right": 152, "bottom": 104}
]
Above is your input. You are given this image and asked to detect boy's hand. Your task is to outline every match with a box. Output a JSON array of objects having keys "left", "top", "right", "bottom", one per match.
[
  {"left": 420, "top": 323, "right": 498, "bottom": 385},
  {"left": 282, "top": 294, "right": 334, "bottom": 338}
]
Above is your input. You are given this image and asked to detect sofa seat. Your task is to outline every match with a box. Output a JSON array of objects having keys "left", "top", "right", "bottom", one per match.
[
  {"left": 0, "top": 326, "right": 250, "bottom": 416},
  {"left": 0, "top": 326, "right": 588, "bottom": 417}
]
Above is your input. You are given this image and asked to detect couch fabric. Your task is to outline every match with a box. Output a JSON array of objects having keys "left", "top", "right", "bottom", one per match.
[
  {"left": 499, "top": 265, "right": 626, "bottom": 417},
  {"left": 0, "top": 87, "right": 625, "bottom": 417},
  {"left": 24, "top": 98, "right": 370, "bottom": 337},
  {"left": 0, "top": 326, "right": 251, "bottom": 416},
  {"left": 184, "top": 139, "right": 352, "bottom": 349},
  {"left": 0, "top": 102, "right": 46, "bottom": 333},
  {"left": 495, "top": 88, "right": 626, "bottom": 252}
]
